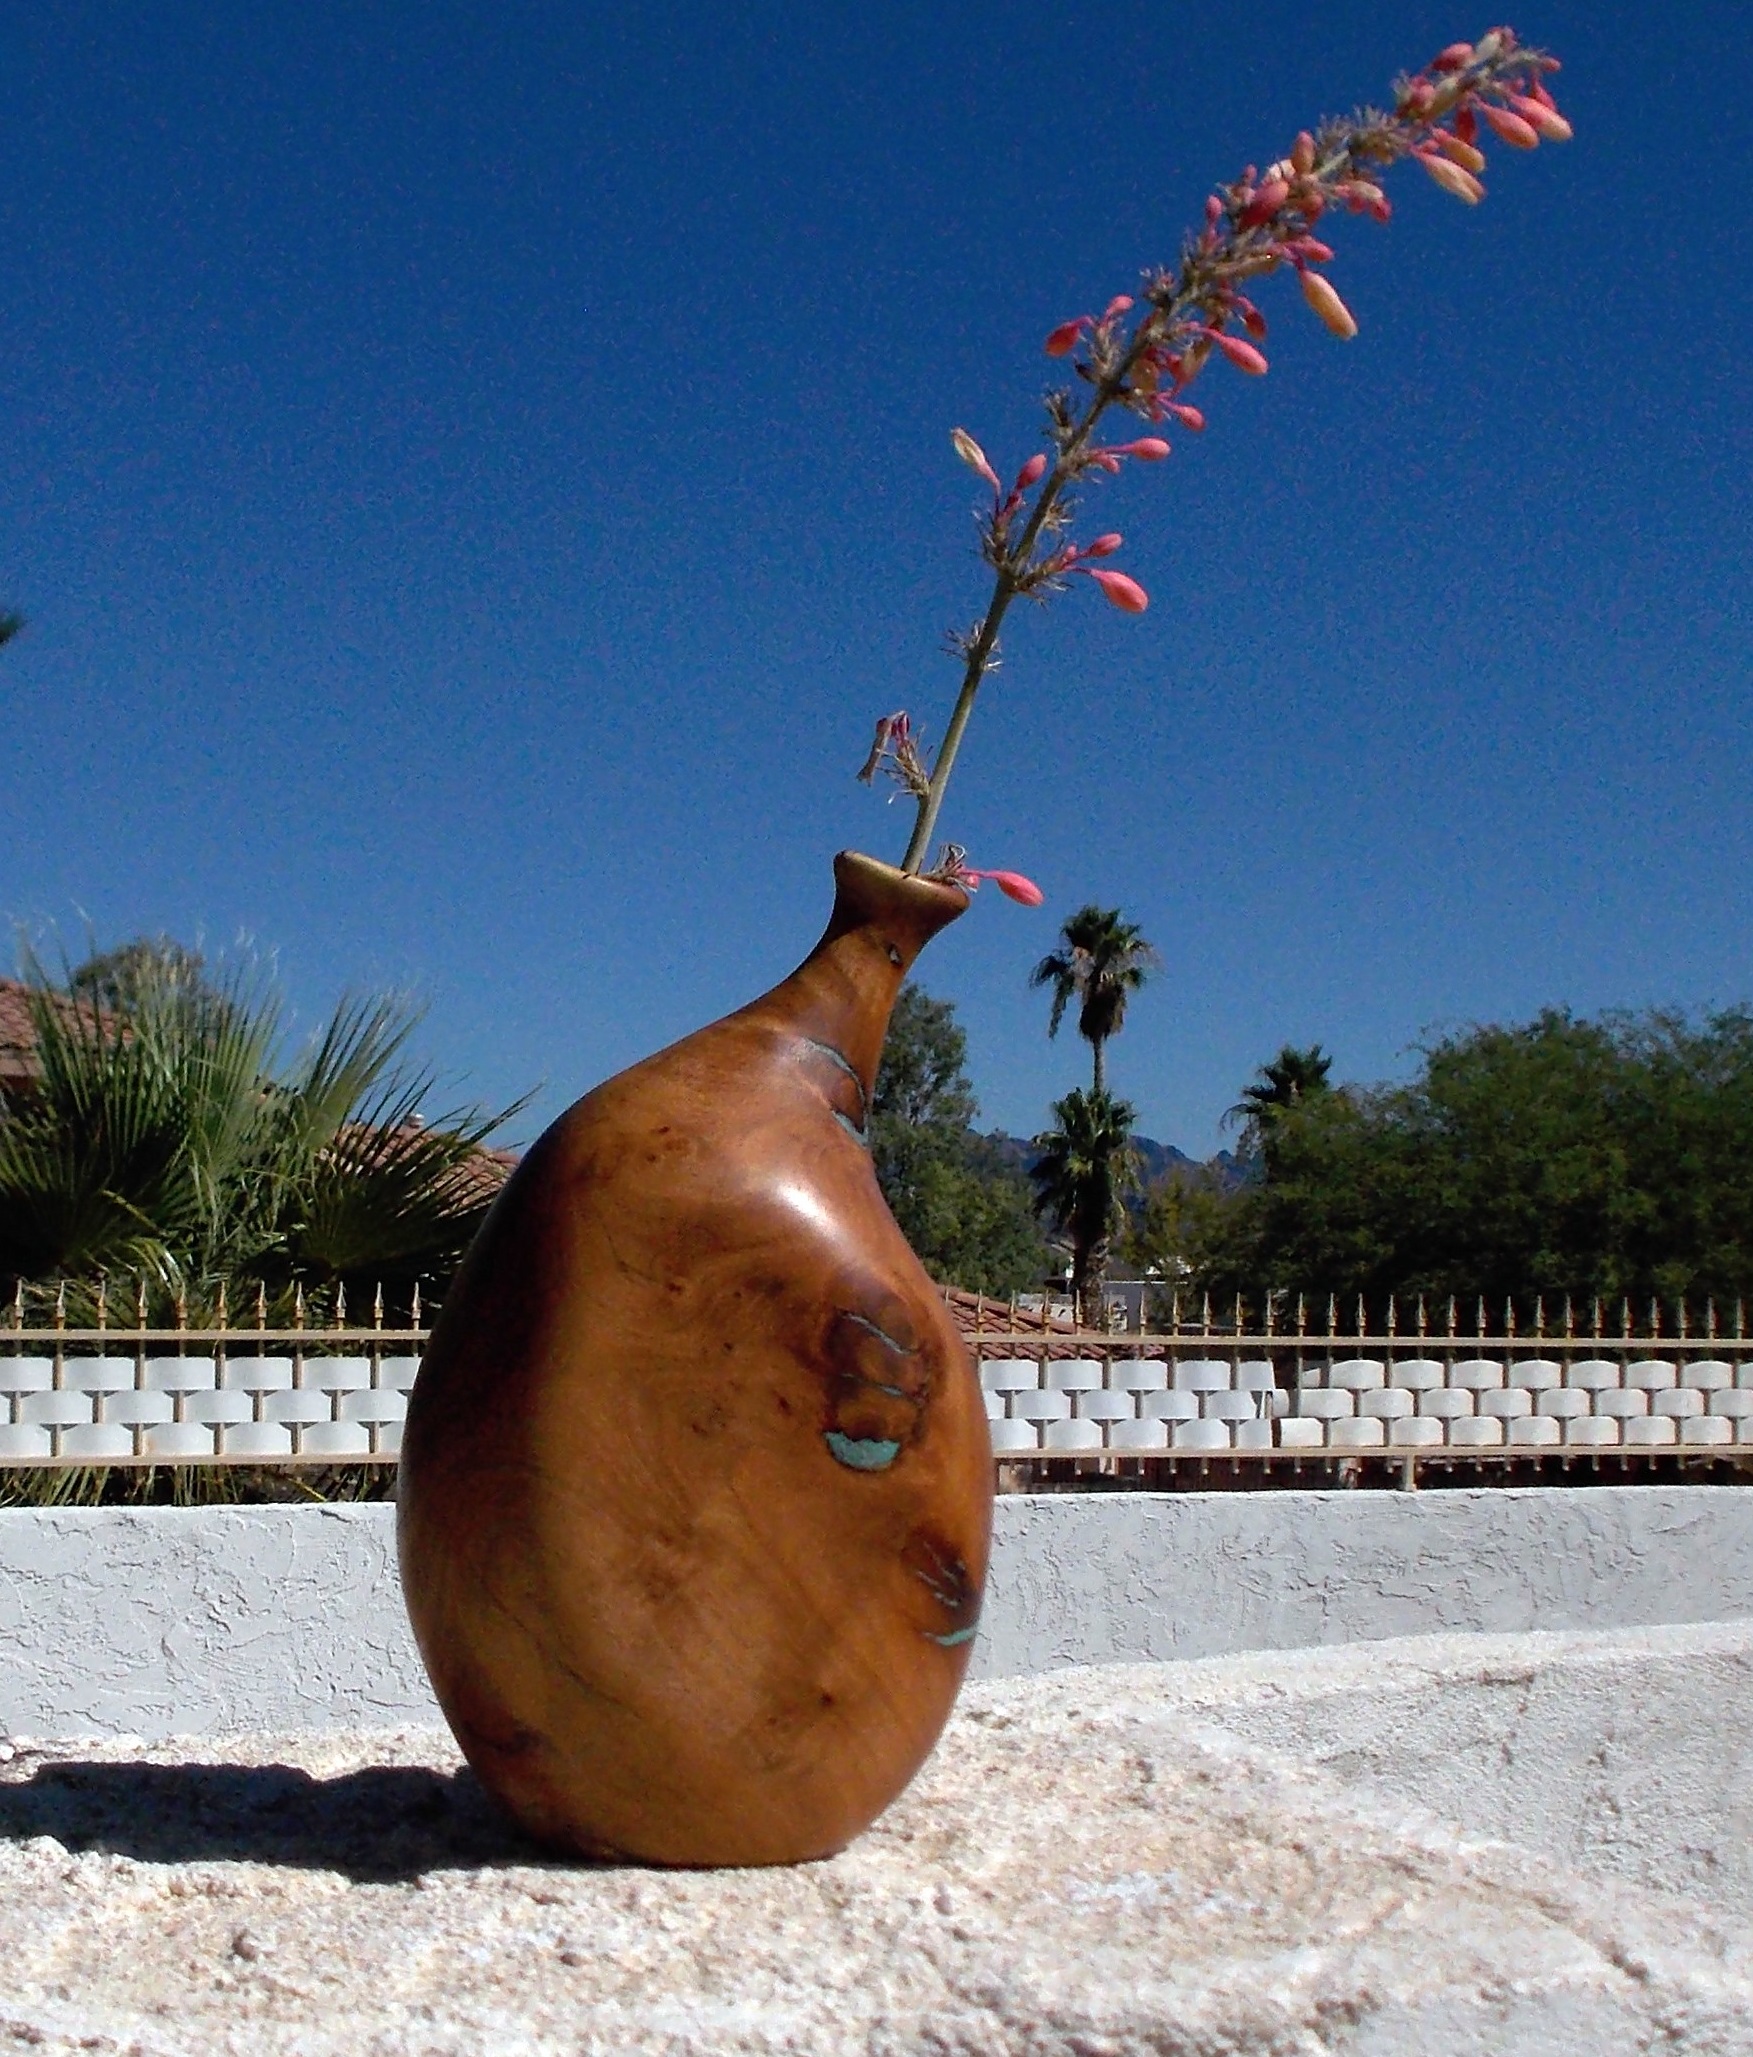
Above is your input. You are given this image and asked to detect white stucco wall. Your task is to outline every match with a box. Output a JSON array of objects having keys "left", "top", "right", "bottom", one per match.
[{"left": 2, "top": 1486, "right": 1750, "bottom": 1740}]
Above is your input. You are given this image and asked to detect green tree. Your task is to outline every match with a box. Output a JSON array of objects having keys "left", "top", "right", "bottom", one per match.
[
  {"left": 1200, "top": 1008, "right": 1753, "bottom": 1314},
  {"left": 1122, "top": 1162, "right": 1234, "bottom": 1318},
  {"left": 0, "top": 612, "right": 22, "bottom": 649},
  {"left": 0, "top": 942, "right": 524, "bottom": 1313},
  {"left": 1029, "top": 905, "right": 1158, "bottom": 1094},
  {"left": 69, "top": 935, "right": 208, "bottom": 1011},
  {"left": 1028, "top": 1087, "right": 1139, "bottom": 1325},
  {"left": 872, "top": 985, "right": 1049, "bottom": 1296}
]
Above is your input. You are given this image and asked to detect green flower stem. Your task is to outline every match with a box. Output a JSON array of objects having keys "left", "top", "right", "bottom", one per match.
[{"left": 899, "top": 374, "right": 1132, "bottom": 875}]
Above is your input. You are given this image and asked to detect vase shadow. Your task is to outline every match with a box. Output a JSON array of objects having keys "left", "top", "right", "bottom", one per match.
[{"left": 0, "top": 1756, "right": 596, "bottom": 1883}]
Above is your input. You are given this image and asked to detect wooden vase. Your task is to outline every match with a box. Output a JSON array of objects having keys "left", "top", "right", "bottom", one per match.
[{"left": 397, "top": 852, "right": 992, "bottom": 1866}]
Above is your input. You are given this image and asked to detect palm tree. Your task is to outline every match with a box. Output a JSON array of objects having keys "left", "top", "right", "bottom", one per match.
[
  {"left": 1224, "top": 1043, "right": 1334, "bottom": 1160},
  {"left": 0, "top": 942, "right": 525, "bottom": 1314},
  {"left": 1029, "top": 905, "right": 1158, "bottom": 1094},
  {"left": 1028, "top": 1087, "right": 1140, "bottom": 1326}
]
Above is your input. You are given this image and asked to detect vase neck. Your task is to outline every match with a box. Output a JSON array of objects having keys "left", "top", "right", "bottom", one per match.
[{"left": 748, "top": 852, "right": 968, "bottom": 1098}]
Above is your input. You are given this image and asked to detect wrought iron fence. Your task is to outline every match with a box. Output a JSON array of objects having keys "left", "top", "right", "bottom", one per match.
[
  {"left": 0, "top": 1277, "right": 422, "bottom": 1468},
  {"left": 2, "top": 1278, "right": 1751, "bottom": 1483}
]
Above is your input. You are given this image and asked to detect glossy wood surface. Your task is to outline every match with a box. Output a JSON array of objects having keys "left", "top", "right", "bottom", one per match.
[{"left": 397, "top": 853, "right": 993, "bottom": 1866}]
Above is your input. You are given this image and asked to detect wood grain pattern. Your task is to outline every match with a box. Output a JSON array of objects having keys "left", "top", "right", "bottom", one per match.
[{"left": 397, "top": 853, "right": 993, "bottom": 1865}]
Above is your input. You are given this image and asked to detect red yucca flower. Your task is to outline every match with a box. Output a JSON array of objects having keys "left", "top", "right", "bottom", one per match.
[
  {"left": 1419, "top": 151, "right": 1486, "bottom": 204},
  {"left": 1477, "top": 100, "right": 1541, "bottom": 149},
  {"left": 1087, "top": 569, "right": 1149, "bottom": 613},
  {"left": 1210, "top": 331, "right": 1269, "bottom": 376},
  {"left": 1300, "top": 271, "right": 1358, "bottom": 340},
  {"left": 958, "top": 868, "right": 1045, "bottom": 906}
]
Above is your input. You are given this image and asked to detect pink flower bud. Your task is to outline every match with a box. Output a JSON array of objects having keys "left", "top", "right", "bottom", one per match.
[
  {"left": 1044, "top": 319, "right": 1086, "bottom": 358},
  {"left": 1161, "top": 401, "right": 1205, "bottom": 431},
  {"left": 1210, "top": 331, "right": 1269, "bottom": 376},
  {"left": 1508, "top": 92, "right": 1572, "bottom": 141},
  {"left": 1291, "top": 130, "right": 1316, "bottom": 176},
  {"left": 1241, "top": 306, "right": 1268, "bottom": 340},
  {"left": 1417, "top": 150, "right": 1485, "bottom": 204},
  {"left": 1240, "top": 177, "right": 1290, "bottom": 228},
  {"left": 1478, "top": 101, "right": 1540, "bottom": 149},
  {"left": 1300, "top": 269, "right": 1358, "bottom": 340},
  {"left": 1286, "top": 235, "right": 1336, "bottom": 263},
  {"left": 1015, "top": 453, "right": 1048, "bottom": 490},
  {"left": 950, "top": 427, "right": 1001, "bottom": 493},
  {"left": 985, "top": 870, "right": 1044, "bottom": 907},
  {"left": 957, "top": 868, "right": 1046, "bottom": 907},
  {"left": 1434, "top": 130, "right": 1488, "bottom": 172},
  {"left": 1430, "top": 41, "right": 1474, "bottom": 73},
  {"left": 1116, "top": 438, "right": 1171, "bottom": 461},
  {"left": 1204, "top": 194, "right": 1224, "bottom": 226},
  {"left": 1084, "top": 533, "right": 1124, "bottom": 557},
  {"left": 1088, "top": 569, "right": 1149, "bottom": 613},
  {"left": 1454, "top": 106, "right": 1478, "bottom": 144},
  {"left": 1101, "top": 295, "right": 1135, "bottom": 321},
  {"left": 1399, "top": 78, "right": 1436, "bottom": 114},
  {"left": 1089, "top": 453, "right": 1122, "bottom": 474}
]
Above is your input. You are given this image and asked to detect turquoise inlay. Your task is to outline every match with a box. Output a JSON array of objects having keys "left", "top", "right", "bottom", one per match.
[
  {"left": 824, "top": 1431, "right": 901, "bottom": 1471},
  {"left": 926, "top": 1625, "right": 978, "bottom": 1647},
  {"left": 841, "top": 1310, "right": 913, "bottom": 1355}
]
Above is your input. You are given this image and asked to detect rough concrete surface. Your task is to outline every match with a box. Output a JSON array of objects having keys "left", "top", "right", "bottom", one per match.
[
  {"left": 8, "top": 1486, "right": 1753, "bottom": 1739},
  {"left": 4, "top": 1621, "right": 1753, "bottom": 2054}
]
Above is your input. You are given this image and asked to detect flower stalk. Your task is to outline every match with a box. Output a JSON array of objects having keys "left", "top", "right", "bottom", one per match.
[{"left": 865, "top": 27, "right": 1570, "bottom": 880}]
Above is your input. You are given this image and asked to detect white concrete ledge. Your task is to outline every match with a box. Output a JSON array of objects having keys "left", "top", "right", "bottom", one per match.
[{"left": 2, "top": 1486, "right": 1750, "bottom": 1739}]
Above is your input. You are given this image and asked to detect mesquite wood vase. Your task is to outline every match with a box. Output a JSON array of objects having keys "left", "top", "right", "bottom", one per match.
[{"left": 399, "top": 853, "right": 992, "bottom": 1866}]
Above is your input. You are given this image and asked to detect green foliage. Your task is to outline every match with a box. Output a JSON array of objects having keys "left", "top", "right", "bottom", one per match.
[
  {"left": 1029, "top": 905, "right": 1158, "bottom": 1093},
  {"left": 872, "top": 985, "right": 1050, "bottom": 1296},
  {"left": 1200, "top": 1008, "right": 1753, "bottom": 1311},
  {"left": 69, "top": 936, "right": 207, "bottom": 1011},
  {"left": 1029, "top": 1086, "right": 1139, "bottom": 1324},
  {"left": 0, "top": 941, "right": 524, "bottom": 1310},
  {"left": 1122, "top": 1162, "right": 1234, "bottom": 1314},
  {"left": 0, "top": 611, "right": 22, "bottom": 649}
]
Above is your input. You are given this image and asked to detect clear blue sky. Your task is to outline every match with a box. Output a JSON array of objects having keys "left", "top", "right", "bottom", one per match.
[{"left": 4, "top": 2, "right": 1748, "bottom": 1154}]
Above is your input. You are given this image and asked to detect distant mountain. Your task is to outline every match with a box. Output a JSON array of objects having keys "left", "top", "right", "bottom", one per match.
[{"left": 982, "top": 1131, "right": 1255, "bottom": 1194}]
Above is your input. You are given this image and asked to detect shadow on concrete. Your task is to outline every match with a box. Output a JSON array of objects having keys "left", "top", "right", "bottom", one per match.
[{"left": 0, "top": 1758, "right": 576, "bottom": 1882}]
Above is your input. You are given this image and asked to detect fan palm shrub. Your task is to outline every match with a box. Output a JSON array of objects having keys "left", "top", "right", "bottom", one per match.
[
  {"left": 0, "top": 944, "right": 523, "bottom": 1316},
  {"left": 1225, "top": 1043, "right": 1334, "bottom": 1164},
  {"left": 1029, "top": 1087, "right": 1140, "bottom": 1326}
]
